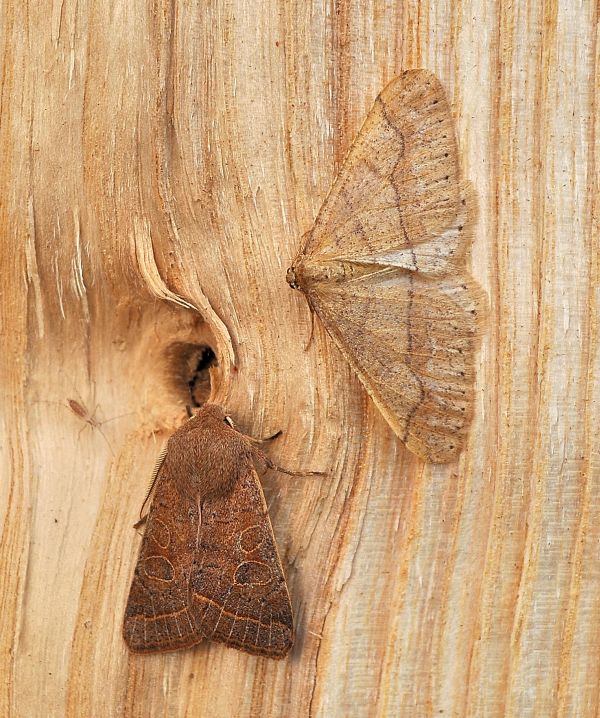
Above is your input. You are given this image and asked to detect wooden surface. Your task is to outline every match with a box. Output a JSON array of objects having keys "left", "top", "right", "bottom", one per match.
[{"left": 1, "top": 1, "right": 598, "bottom": 716}]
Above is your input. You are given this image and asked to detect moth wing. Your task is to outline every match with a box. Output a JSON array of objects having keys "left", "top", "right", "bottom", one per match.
[
  {"left": 123, "top": 466, "right": 203, "bottom": 653},
  {"left": 301, "top": 69, "right": 464, "bottom": 270},
  {"left": 308, "top": 270, "right": 484, "bottom": 462},
  {"left": 189, "top": 467, "right": 294, "bottom": 658}
]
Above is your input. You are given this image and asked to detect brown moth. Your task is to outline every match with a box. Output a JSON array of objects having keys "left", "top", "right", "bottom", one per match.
[
  {"left": 123, "top": 403, "right": 294, "bottom": 658},
  {"left": 287, "top": 69, "right": 484, "bottom": 463}
]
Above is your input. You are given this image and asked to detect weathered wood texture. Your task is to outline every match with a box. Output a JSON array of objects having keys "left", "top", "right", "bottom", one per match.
[{"left": 1, "top": 1, "right": 597, "bottom": 716}]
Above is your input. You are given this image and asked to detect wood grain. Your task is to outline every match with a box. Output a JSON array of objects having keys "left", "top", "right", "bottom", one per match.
[{"left": 1, "top": 1, "right": 598, "bottom": 716}]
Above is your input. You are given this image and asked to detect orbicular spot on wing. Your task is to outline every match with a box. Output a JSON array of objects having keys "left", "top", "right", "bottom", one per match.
[
  {"left": 234, "top": 561, "right": 272, "bottom": 586},
  {"left": 147, "top": 517, "right": 170, "bottom": 549},
  {"left": 238, "top": 525, "right": 264, "bottom": 553},
  {"left": 143, "top": 555, "right": 175, "bottom": 582}
]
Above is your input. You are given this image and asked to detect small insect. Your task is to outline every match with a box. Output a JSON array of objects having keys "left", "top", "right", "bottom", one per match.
[
  {"left": 123, "top": 404, "right": 300, "bottom": 658},
  {"left": 36, "top": 394, "right": 128, "bottom": 454},
  {"left": 287, "top": 69, "right": 485, "bottom": 463},
  {"left": 67, "top": 397, "right": 136, "bottom": 453},
  {"left": 66, "top": 398, "right": 108, "bottom": 433}
]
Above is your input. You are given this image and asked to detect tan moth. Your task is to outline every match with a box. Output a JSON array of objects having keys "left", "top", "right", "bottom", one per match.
[{"left": 287, "top": 70, "right": 485, "bottom": 462}]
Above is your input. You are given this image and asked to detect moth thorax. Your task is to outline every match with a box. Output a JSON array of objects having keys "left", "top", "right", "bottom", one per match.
[{"left": 297, "top": 260, "right": 362, "bottom": 285}]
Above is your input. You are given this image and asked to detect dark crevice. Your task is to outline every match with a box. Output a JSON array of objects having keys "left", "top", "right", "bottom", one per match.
[
  {"left": 188, "top": 346, "right": 217, "bottom": 407},
  {"left": 166, "top": 342, "right": 217, "bottom": 408}
]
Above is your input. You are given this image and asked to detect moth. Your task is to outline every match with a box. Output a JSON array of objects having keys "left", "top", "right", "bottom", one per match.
[
  {"left": 287, "top": 69, "right": 484, "bottom": 462},
  {"left": 123, "top": 403, "right": 294, "bottom": 658}
]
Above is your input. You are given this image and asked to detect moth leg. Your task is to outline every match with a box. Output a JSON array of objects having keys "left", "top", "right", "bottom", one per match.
[
  {"left": 133, "top": 514, "right": 147, "bottom": 532},
  {"left": 244, "top": 430, "right": 282, "bottom": 444},
  {"left": 304, "top": 303, "right": 316, "bottom": 352},
  {"left": 251, "top": 446, "right": 324, "bottom": 478}
]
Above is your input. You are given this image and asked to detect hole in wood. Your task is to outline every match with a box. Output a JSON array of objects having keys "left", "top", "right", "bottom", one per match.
[
  {"left": 166, "top": 343, "right": 217, "bottom": 407},
  {"left": 189, "top": 345, "right": 217, "bottom": 406}
]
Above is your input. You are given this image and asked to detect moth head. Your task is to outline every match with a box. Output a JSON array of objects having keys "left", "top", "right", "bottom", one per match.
[
  {"left": 198, "top": 404, "right": 237, "bottom": 432},
  {"left": 287, "top": 240, "right": 312, "bottom": 290},
  {"left": 198, "top": 403, "right": 231, "bottom": 425},
  {"left": 286, "top": 264, "right": 300, "bottom": 290}
]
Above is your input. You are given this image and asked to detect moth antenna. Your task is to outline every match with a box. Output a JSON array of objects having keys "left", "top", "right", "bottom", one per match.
[
  {"left": 134, "top": 444, "right": 169, "bottom": 527},
  {"left": 133, "top": 515, "right": 147, "bottom": 532},
  {"left": 186, "top": 405, "right": 194, "bottom": 418},
  {"left": 195, "top": 498, "right": 203, "bottom": 548}
]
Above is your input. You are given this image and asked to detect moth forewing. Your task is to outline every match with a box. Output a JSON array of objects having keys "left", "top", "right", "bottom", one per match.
[
  {"left": 299, "top": 70, "right": 462, "bottom": 264},
  {"left": 123, "top": 404, "right": 294, "bottom": 658},
  {"left": 287, "top": 69, "right": 485, "bottom": 463},
  {"left": 187, "top": 466, "right": 294, "bottom": 658},
  {"left": 338, "top": 182, "right": 478, "bottom": 275}
]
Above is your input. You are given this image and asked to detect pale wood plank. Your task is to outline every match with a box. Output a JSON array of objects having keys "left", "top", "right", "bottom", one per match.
[{"left": 1, "top": 1, "right": 598, "bottom": 716}]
